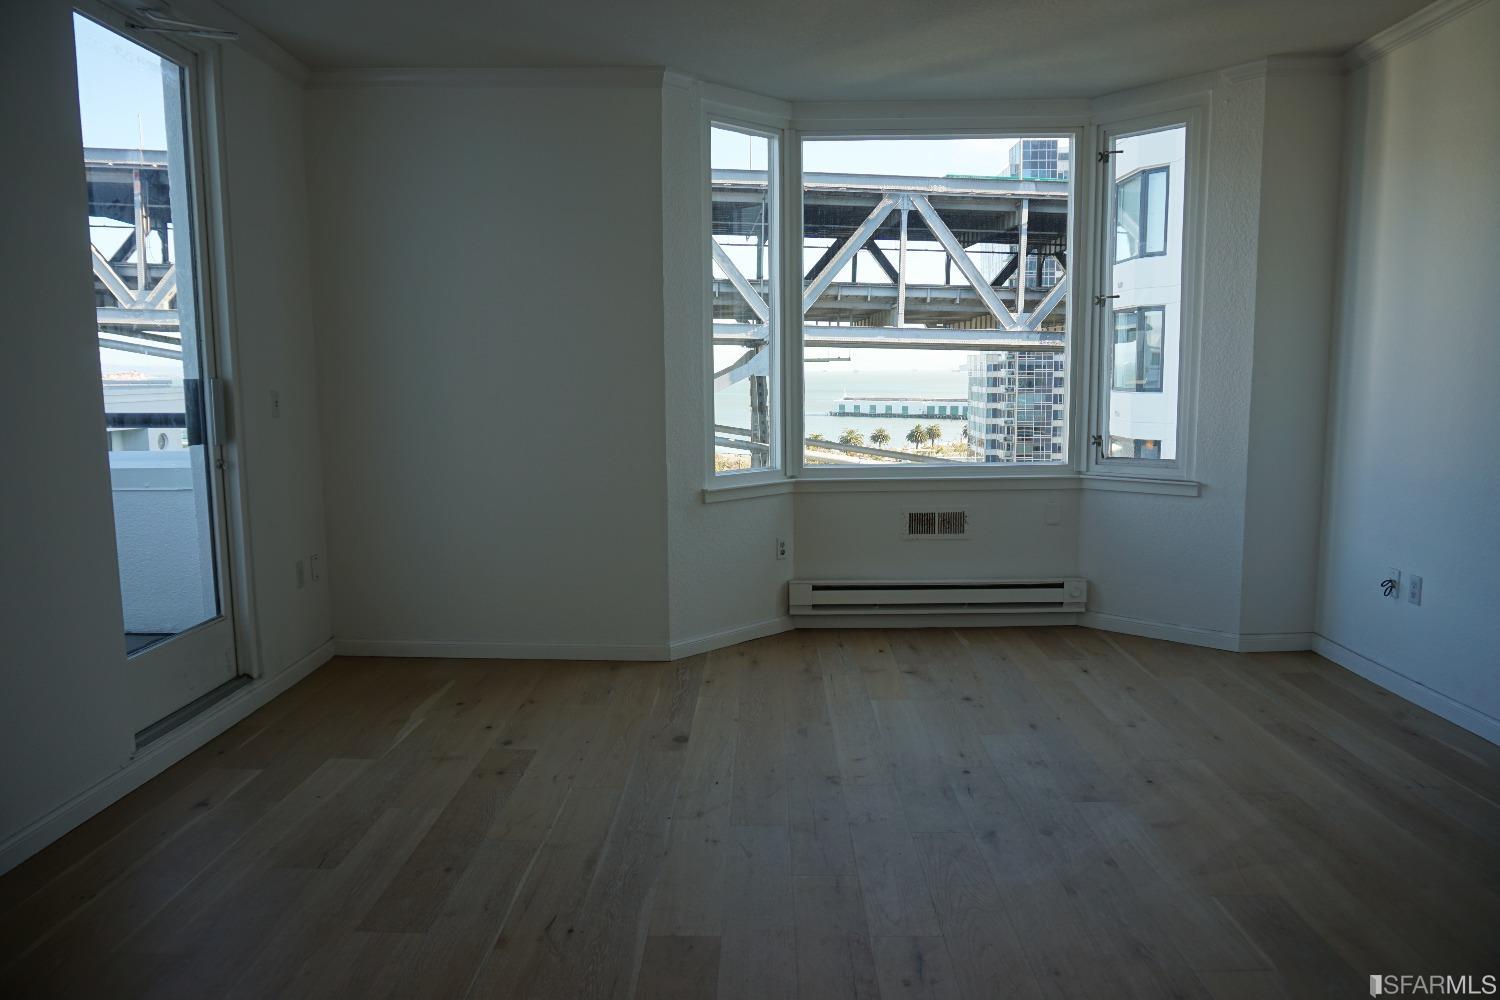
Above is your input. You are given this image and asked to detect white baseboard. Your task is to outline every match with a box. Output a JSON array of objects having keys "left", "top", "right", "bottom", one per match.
[
  {"left": 666, "top": 615, "right": 793, "bottom": 659},
  {"left": 1311, "top": 635, "right": 1500, "bottom": 746},
  {"left": 795, "top": 612, "right": 1081, "bottom": 629},
  {"left": 333, "top": 637, "right": 672, "bottom": 661},
  {"left": 1080, "top": 611, "right": 1314, "bottom": 652},
  {"left": 0, "top": 638, "right": 336, "bottom": 876}
]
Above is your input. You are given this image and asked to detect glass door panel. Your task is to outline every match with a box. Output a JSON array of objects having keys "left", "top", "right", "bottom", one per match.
[{"left": 74, "top": 12, "right": 237, "bottom": 729}]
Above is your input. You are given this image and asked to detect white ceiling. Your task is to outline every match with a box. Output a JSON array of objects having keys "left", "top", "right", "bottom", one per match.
[{"left": 215, "top": 0, "right": 1430, "bottom": 100}]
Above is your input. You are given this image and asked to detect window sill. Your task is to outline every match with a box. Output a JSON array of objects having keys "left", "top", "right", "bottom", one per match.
[
  {"left": 703, "top": 473, "right": 1200, "bottom": 502},
  {"left": 702, "top": 478, "right": 796, "bottom": 503}
]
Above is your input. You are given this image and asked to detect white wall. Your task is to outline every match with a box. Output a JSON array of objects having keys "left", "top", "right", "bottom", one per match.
[
  {"left": 1318, "top": 0, "right": 1500, "bottom": 732},
  {"left": 306, "top": 73, "right": 673, "bottom": 657},
  {"left": 1239, "top": 68, "right": 1344, "bottom": 638},
  {"left": 0, "top": 1, "right": 331, "bottom": 869},
  {"left": 0, "top": 0, "right": 137, "bottom": 856},
  {"left": 215, "top": 41, "right": 335, "bottom": 677}
]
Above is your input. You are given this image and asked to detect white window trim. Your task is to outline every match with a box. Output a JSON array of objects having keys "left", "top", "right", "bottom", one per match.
[
  {"left": 694, "top": 93, "right": 1210, "bottom": 500},
  {"left": 75, "top": 0, "right": 268, "bottom": 677},
  {"left": 788, "top": 115, "right": 1089, "bottom": 482},
  {"left": 1085, "top": 100, "right": 1210, "bottom": 481},
  {"left": 703, "top": 95, "right": 790, "bottom": 488}
]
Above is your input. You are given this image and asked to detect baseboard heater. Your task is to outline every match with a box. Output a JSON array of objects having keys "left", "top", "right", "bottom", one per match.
[{"left": 789, "top": 578, "right": 1087, "bottom": 616}]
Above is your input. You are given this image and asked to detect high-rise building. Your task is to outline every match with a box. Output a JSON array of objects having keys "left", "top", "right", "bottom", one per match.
[
  {"left": 967, "top": 353, "right": 1067, "bottom": 463},
  {"left": 1007, "top": 138, "right": 1071, "bottom": 180}
]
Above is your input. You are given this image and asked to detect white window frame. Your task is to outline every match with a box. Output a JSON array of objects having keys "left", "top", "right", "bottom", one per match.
[
  {"left": 697, "top": 96, "right": 1210, "bottom": 501},
  {"left": 703, "top": 103, "right": 788, "bottom": 485},
  {"left": 74, "top": 0, "right": 270, "bottom": 677},
  {"left": 785, "top": 111, "right": 1090, "bottom": 482},
  {"left": 1086, "top": 102, "right": 1209, "bottom": 481}
]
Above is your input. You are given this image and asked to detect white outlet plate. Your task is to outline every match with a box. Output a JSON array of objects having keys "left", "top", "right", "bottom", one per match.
[
  {"left": 1408, "top": 574, "right": 1422, "bottom": 605},
  {"left": 1385, "top": 567, "right": 1401, "bottom": 599},
  {"left": 775, "top": 538, "right": 788, "bottom": 561}
]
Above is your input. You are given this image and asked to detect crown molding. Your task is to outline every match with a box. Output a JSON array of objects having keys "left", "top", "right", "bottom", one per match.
[
  {"left": 1345, "top": 0, "right": 1490, "bottom": 68},
  {"left": 307, "top": 66, "right": 669, "bottom": 90}
]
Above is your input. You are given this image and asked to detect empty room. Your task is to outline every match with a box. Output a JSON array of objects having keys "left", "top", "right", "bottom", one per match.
[{"left": 2, "top": 0, "right": 1497, "bottom": 996}]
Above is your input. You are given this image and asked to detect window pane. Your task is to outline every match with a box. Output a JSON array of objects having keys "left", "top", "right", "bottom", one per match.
[
  {"left": 1104, "top": 126, "right": 1185, "bottom": 461},
  {"left": 1112, "top": 310, "right": 1138, "bottom": 390},
  {"left": 1115, "top": 172, "right": 1142, "bottom": 262},
  {"left": 1145, "top": 168, "right": 1168, "bottom": 255},
  {"left": 710, "top": 126, "right": 778, "bottom": 474},
  {"left": 75, "top": 14, "right": 221, "bottom": 653},
  {"left": 801, "top": 136, "right": 1071, "bottom": 467}
]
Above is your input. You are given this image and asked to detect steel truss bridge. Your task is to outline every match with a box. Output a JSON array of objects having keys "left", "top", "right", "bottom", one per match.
[
  {"left": 712, "top": 169, "right": 1070, "bottom": 464},
  {"left": 85, "top": 148, "right": 185, "bottom": 362}
]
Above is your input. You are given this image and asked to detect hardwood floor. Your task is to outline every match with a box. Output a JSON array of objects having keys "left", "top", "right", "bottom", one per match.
[{"left": 2, "top": 627, "right": 1497, "bottom": 999}]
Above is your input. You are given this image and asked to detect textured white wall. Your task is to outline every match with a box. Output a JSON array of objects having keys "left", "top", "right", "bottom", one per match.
[
  {"left": 217, "top": 43, "right": 335, "bottom": 676},
  {"left": 795, "top": 489, "right": 1079, "bottom": 581},
  {"left": 1318, "top": 0, "right": 1500, "bottom": 728},
  {"left": 306, "top": 78, "right": 672, "bottom": 655},
  {"left": 1239, "top": 68, "right": 1344, "bottom": 637}
]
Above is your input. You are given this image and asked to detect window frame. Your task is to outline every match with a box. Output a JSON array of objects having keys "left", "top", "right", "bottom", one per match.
[
  {"left": 74, "top": 0, "right": 269, "bottom": 677},
  {"left": 1111, "top": 304, "right": 1166, "bottom": 392},
  {"left": 703, "top": 111, "right": 786, "bottom": 483},
  {"left": 785, "top": 117, "right": 1088, "bottom": 482},
  {"left": 1087, "top": 104, "right": 1208, "bottom": 481},
  {"left": 1113, "top": 164, "right": 1170, "bottom": 263},
  {"left": 695, "top": 94, "right": 1209, "bottom": 498}
]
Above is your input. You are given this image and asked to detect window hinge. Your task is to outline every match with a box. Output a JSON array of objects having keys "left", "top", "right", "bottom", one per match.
[
  {"left": 1097, "top": 149, "right": 1122, "bottom": 162},
  {"left": 1093, "top": 294, "right": 1120, "bottom": 306},
  {"left": 1089, "top": 433, "right": 1104, "bottom": 459}
]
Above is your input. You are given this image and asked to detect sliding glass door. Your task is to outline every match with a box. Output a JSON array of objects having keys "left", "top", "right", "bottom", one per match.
[{"left": 73, "top": 10, "right": 237, "bottom": 731}]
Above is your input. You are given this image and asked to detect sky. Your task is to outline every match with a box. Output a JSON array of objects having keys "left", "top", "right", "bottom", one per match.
[
  {"left": 74, "top": 13, "right": 170, "bottom": 150},
  {"left": 75, "top": 14, "right": 184, "bottom": 378}
]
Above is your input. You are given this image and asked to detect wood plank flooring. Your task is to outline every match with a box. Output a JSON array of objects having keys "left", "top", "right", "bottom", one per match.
[{"left": 2, "top": 627, "right": 1497, "bottom": 999}]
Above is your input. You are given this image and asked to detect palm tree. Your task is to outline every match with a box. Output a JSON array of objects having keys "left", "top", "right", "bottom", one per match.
[
  {"left": 870, "top": 427, "right": 891, "bottom": 447},
  {"left": 926, "top": 424, "right": 943, "bottom": 448},
  {"left": 905, "top": 425, "right": 928, "bottom": 449},
  {"left": 838, "top": 428, "right": 865, "bottom": 447}
]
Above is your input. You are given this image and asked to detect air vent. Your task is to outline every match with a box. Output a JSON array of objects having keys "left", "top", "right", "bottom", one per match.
[{"left": 904, "top": 509, "right": 968, "bottom": 538}]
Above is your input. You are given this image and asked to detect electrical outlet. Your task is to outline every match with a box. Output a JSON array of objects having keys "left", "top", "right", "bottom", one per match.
[
  {"left": 775, "top": 538, "right": 788, "bottom": 561},
  {"left": 310, "top": 554, "right": 321, "bottom": 582},
  {"left": 270, "top": 389, "right": 281, "bottom": 419},
  {"left": 1044, "top": 498, "right": 1062, "bottom": 526},
  {"left": 1408, "top": 574, "right": 1422, "bottom": 606},
  {"left": 1383, "top": 567, "right": 1401, "bottom": 600},
  {"left": 295, "top": 559, "right": 305, "bottom": 590}
]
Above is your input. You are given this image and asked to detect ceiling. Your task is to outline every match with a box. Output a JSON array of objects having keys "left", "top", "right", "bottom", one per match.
[{"left": 214, "top": 0, "right": 1430, "bottom": 101}]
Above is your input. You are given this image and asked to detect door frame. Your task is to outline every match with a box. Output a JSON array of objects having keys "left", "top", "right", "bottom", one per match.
[{"left": 76, "top": 0, "right": 266, "bottom": 733}]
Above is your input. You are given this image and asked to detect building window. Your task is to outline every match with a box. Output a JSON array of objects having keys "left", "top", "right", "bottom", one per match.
[
  {"left": 710, "top": 124, "right": 780, "bottom": 474},
  {"left": 1112, "top": 306, "right": 1165, "bottom": 391},
  {"left": 801, "top": 135, "right": 1072, "bottom": 468},
  {"left": 1114, "top": 165, "right": 1168, "bottom": 263},
  {"left": 1101, "top": 123, "right": 1187, "bottom": 463}
]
